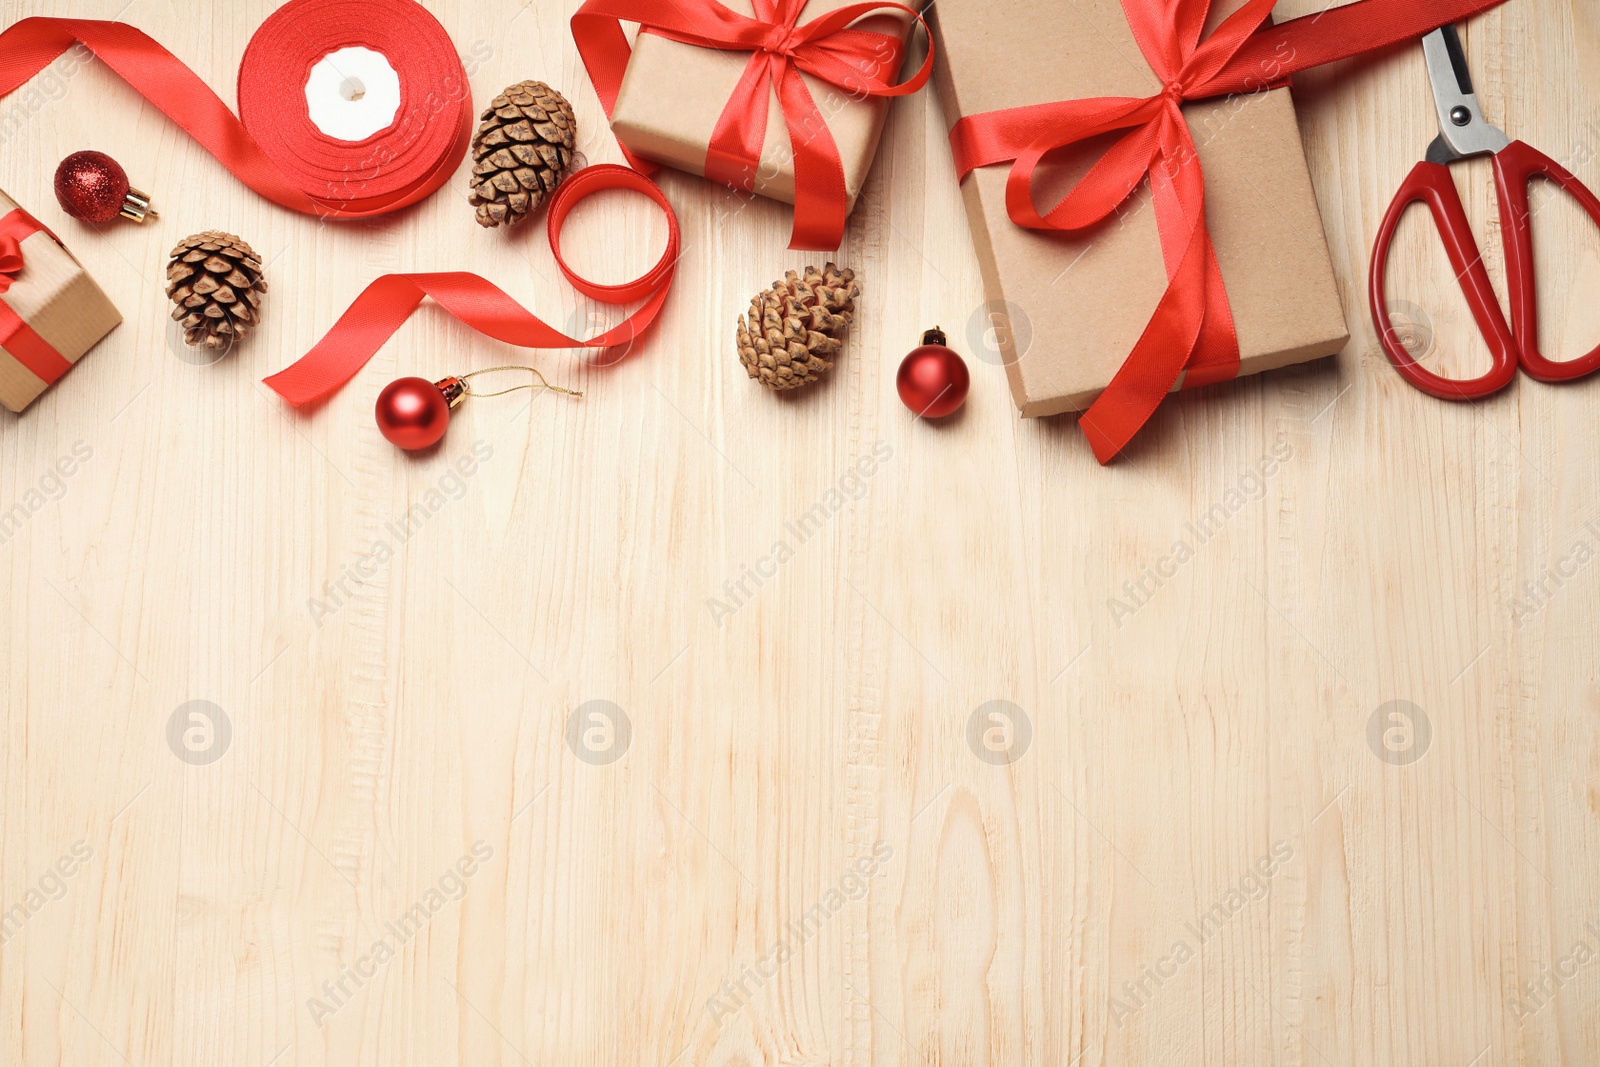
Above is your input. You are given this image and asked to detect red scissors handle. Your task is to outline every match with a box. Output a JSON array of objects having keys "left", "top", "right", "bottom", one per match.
[
  {"left": 1370, "top": 141, "right": 1600, "bottom": 400},
  {"left": 1493, "top": 140, "right": 1600, "bottom": 382},
  {"left": 1369, "top": 159, "right": 1518, "bottom": 400}
]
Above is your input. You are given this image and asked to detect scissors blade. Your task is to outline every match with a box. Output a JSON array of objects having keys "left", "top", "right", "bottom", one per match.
[{"left": 1422, "top": 25, "right": 1511, "bottom": 162}]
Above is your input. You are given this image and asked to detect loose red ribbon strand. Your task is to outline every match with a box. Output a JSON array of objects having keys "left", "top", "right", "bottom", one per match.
[
  {"left": 948, "top": 0, "right": 1516, "bottom": 463},
  {"left": 0, "top": 0, "right": 471, "bottom": 218},
  {"left": 572, "top": 0, "right": 934, "bottom": 250},
  {"left": 263, "top": 165, "right": 680, "bottom": 406}
]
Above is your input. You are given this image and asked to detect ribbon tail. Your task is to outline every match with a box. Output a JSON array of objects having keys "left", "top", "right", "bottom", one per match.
[
  {"left": 1079, "top": 216, "right": 1211, "bottom": 464},
  {"left": 263, "top": 275, "right": 433, "bottom": 405},
  {"left": 706, "top": 53, "right": 778, "bottom": 194},
  {"left": 1181, "top": 238, "right": 1240, "bottom": 390},
  {"left": 776, "top": 66, "right": 850, "bottom": 250}
]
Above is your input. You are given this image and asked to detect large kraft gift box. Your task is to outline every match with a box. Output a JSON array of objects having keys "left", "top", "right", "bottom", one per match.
[
  {"left": 0, "top": 190, "right": 121, "bottom": 413},
  {"left": 929, "top": 0, "right": 1350, "bottom": 417},
  {"left": 608, "top": 0, "right": 919, "bottom": 217}
]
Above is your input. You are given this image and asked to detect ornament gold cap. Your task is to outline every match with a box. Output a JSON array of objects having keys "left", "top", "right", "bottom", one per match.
[
  {"left": 434, "top": 376, "right": 469, "bottom": 408},
  {"left": 922, "top": 326, "right": 947, "bottom": 347},
  {"left": 120, "top": 187, "right": 157, "bottom": 224}
]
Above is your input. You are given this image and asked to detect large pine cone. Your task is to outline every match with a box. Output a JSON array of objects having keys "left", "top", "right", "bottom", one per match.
[
  {"left": 737, "top": 264, "right": 860, "bottom": 391},
  {"left": 468, "top": 80, "right": 577, "bottom": 228},
  {"left": 166, "top": 231, "right": 267, "bottom": 350}
]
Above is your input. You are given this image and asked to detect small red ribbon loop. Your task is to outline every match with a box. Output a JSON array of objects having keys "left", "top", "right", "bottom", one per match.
[
  {"left": 0, "top": 208, "right": 47, "bottom": 294},
  {"left": 949, "top": 0, "right": 1516, "bottom": 463},
  {"left": 572, "top": 0, "right": 934, "bottom": 251},
  {"left": 0, "top": 238, "right": 24, "bottom": 294}
]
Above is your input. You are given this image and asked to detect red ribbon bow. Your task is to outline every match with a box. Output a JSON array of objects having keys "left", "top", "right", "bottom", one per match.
[
  {"left": 0, "top": 209, "right": 73, "bottom": 386},
  {"left": 949, "top": 0, "right": 1515, "bottom": 463},
  {"left": 573, "top": 0, "right": 934, "bottom": 250},
  {"left": 0, "top": 220, "right": 27, "bottom": 295}
]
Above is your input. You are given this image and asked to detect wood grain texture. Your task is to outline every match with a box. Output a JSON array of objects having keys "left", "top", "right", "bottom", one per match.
[{"left": 1, "top": 0, "right": 1598, "bottom": 1064}]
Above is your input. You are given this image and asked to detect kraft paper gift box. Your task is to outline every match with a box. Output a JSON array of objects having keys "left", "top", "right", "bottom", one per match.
[
  {"left": 607, "top": 0, "right": 920, "bottom": 219},
  {"left": 928, "top": 0, "right": 1351, "bottom": 417},
  {"left": 0, "top": 189, "right": 121, "bottom": 413}
]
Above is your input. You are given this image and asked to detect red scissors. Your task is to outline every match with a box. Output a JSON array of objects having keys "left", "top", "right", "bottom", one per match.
[{"left": 1369, "top": 25, "right": 1600, "bottom": 399}]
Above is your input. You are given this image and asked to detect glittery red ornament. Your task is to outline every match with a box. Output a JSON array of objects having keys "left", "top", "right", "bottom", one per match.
[
  {"left": 376, "top": 377, "right": 461, "bottom": 451},
  {"left": 53, "top": 151, "right": 156, "bottom": 224},
  {"left": 897, "top": 328, "right": 970, "bottom": 419}
]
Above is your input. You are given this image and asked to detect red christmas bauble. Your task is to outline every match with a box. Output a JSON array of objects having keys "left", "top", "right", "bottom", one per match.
[
  {"left": 376, "top": 377, "right": 452, "bottom": 450},
  {"left": 897, "top": 329, "right": 970, "bottom": 418},
  {"left": 54, "top": 151, "right": 132, "bottom": 224}
]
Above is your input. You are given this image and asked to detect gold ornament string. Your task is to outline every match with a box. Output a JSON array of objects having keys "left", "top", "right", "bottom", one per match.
[{"left": 457, "top": 365, "right": 582, "bottom": 399}]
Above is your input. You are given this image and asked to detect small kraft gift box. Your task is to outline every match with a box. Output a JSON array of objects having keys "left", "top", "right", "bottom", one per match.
[
  {"left": 930, "top": 0, "right": 1351, "bottom": 455},
  {"left": 0, "top": 189, "right": 121, "bottom": 413},
  {"left": 574, "top": 0, "right": 932, "bottom": 249}
]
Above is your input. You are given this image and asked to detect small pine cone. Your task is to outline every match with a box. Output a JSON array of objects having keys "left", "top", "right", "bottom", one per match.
[
  {"left": 165, "top": 231, "right": 267, "bottom": 350},
  {"left": 468, "top": 80, "right": 577, "bottom": 228},
  {"left": 737, "top": 264, "right": 860, "bottom": 391}
]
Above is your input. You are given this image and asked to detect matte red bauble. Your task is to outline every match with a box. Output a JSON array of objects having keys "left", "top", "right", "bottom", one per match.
[
  {"left": 897, "top": 328, "right": 970, "bottom": 418},
  {"left": 53, "top": 151, "right": 156, "bottom": 224},
  {"left": 376, "top": 377, "right": 460, "bottom": 451}
]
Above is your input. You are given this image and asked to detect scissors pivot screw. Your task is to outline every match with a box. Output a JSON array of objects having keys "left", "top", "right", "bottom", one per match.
[{"left": 1449, "top": 105, "right": 1471, "bottom": 127}]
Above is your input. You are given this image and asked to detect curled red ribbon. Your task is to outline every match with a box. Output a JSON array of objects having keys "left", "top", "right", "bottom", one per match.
[
  {"left": 949, "top": 0, "right": 1515, "bottom": 463},
  {"left": 572, "top": 0, "right": 934, "bottom": 250},
  {"left": 0, "top": 0, "right": 470, "bottom": 218},
  {"left": 0, "top": 209, "right": 73, "bottom": 386},
  {"left": 263, "top": 165, "right": 680, "bottom": 406}
]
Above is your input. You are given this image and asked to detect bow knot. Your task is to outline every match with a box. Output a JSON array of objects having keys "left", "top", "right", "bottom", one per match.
[
  {"left": 0, "top": 236, "right": 23, "bottom": 295},
  {"left": 0, "top": 209, "right": 45, "bottom": 295},
  {"left": 756, "top": 23, "right": 801, "bottom": 58}
]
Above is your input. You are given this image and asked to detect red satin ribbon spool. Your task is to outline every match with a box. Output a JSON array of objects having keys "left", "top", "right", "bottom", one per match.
[
  {"left": 263, "top": 164, "right": 681, "bottom": 406},
  {"left": 0, "top": 0, "right": 470, "bottom": 218},
  {"left": 238, "top": 0, "right": 470, "bottom": 215}
]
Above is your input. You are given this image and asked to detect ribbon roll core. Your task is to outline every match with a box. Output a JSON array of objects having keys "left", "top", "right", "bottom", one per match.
[
  {"left": 237, "top": 0, "right": 471, "bottom": 214},
  {"left": 304, "top": 47, "right": 402, "bottom": 142}
]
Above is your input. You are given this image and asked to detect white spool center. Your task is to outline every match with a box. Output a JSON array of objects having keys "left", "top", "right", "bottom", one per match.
[{"left": 304, "top": 47, "right": 402, "bottom": 142}]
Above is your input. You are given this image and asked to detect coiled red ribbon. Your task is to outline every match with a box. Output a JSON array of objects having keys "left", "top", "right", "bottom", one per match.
[
  {"left": 572, "top": 0, "right": 934, "bottom": 250},
  {"left": 0, "top": 0, "right": 470, "bottom": 218},
  {"left": 263, "top": 165, "right": 679, "bottom": 406},
  {"left": 949, "top": 0, "right": 1515, "bottom": 463},
  {"left": 0, "top": 209, "right": 71, "bottom": 386}
]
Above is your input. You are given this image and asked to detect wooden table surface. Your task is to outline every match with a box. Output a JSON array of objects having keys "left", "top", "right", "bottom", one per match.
[{"left": 2, "top": 0, "right": 1598, "bottom": 1064}]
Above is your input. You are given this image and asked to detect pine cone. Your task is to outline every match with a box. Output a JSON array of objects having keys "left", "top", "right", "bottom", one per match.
[
  {"left": 737, "top": 264, "right": 860, "bottom": 391},
  {"left": 468, "top": 80, "right": 577, "bottom": 228},
  {"left": 166, "top": 231, "right": 267, "bottom": 350}
]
